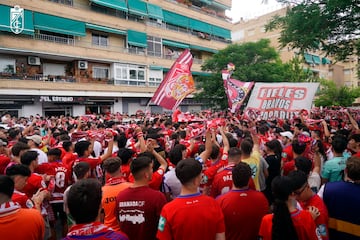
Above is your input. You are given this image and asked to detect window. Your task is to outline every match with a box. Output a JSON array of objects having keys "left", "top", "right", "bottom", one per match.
[
  {"left": 93, "top": 67, "right": 109, "bottom": 79},
  {"left": 344, "top": 69, "right": 352, "bottom": 75},
  {"left": 113, "top": 63, "right": 146, "bottom": 86},
  {"left": 147, "top": 36, "right": 162, "bottom": 57},
  {"left": 92, "top": 33, "right": 108, "bottom": 46},
  {"left": 247, "top": 28, "right": 255, "bottom": 36},
  {"left": 148, "top": 69, "right": 163, "bottom": 87}
]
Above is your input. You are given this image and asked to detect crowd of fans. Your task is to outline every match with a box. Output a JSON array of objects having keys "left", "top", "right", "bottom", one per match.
[{"left": 0, "top": 107, "right": 359, "bottom": 240}]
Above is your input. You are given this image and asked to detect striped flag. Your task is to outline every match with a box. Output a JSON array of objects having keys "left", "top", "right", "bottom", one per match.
[
  {"left": 151, "top": 49, "right": 194, "bottom": 110},
  {"left": 222, "top": 68, "right": 254, "bottom": 113}
]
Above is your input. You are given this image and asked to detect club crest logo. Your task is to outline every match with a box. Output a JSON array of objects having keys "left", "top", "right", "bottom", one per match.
[{"left": 10, "top": 5, "right": 24, "bottom": 34}]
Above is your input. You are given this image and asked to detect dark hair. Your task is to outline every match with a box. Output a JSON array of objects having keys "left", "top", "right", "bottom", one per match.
[
  {"left": 292, "top": 140, "right": 306, "bottom": 155},
  {"left": 314, "top": 140, "right": 327, "bottom": 162},
  {"left": 74, "top": 141, "right": 91, "bottom": 157},
  {"left": 130, "top": 156, "right": 152, "bottom": 179},
  {"left": 175, "top": 158, "right": 202, "bottom": 185},
  {"left": 116, "top": 133, "right": 127, "bottom": 149},
  {"left": 59, "top": 133, "right": 70, "bottom": 142},
  {"left": 228, "top": 138, "right": 238, "bottom": 148},
  {"left": 294, "top": 156, "right": 312, "bottom": 175},
  {"left": 232, "top": 162, "right": 251, "bottom": 188},
  {"left": 288, "top": 170, "right": 307, "bottom": 191},
  {"left": 67, "top": 179, "right": 102, "bottom": 224},
  {"left": 20, "top": 150, "right": 38, "bottom": 166},
  {"left": 331, "top": 135, "right": 347, "bottom": 154},
  {"left": 349, "top": 134, "right": 360, "bottom": 143},
  {"left": 240, "top": 139, "right": 253, "bottom": 155},
  {"left": 0, "top": 175, "right": 14, "bottom": 198},
  {"left": 169, "top": 144, "right": 186, "bottom": 166},
  {"left": 228, "top": 147, "right": 241, "bottom": 161},
  {"left": 210, "top": 144, "right": 220, "bottom": 160},
  {"left": 265, "top": 139, "right": 283, "bottom": 159},
  {"left": 117, "top": 148, "right": 133, "bottom": 165},
  {"left": 73, "top": 162, "right": 90, "bottom": 179},
  {"left": 11, "top": 142, "right": 30, "bottom": 157},
  {"left": 271, "top": 176, "right": 298, "bottom": 240},
  {"left": 47, "top": 148, "right": 62, "bottom": 159},
  {"left": 103, "top": 157, "right": 122, "bottom": 174},
  {"left": 8, "top": 128, "right": 20, "bottom": 139},
  {"left": 346, "top": 156, "right": 360, "bottom": 181},
  {"left": 62, "top": 141, "right": 73, "bottom": 152},
  {"left": 6, "top": 164, "right": 31, "bottom": 177}
]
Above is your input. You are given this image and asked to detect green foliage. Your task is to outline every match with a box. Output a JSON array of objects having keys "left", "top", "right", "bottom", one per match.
[
  {"left": 195, "top": 39, "right": 311, "bottom": 109},
  {"left": 314, "top": 79, "right": 360, "bottom": 107},
  {"left": 266, "top": 0, "right": 360, "bottom": 61}
]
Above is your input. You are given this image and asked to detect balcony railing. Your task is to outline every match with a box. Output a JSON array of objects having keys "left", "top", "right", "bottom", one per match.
[{"left": 35, "top": 33, "right": 75, "bottom": 45}]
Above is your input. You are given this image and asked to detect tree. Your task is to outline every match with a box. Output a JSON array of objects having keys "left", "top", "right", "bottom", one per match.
[
  {"left": 314, "top": 79, "right": 360, "bottom": 107},
  {"left": 266, "top": 0, "right": 360, "bottom": 61},
  {"left": 195, "top": 39, "right": 312, "bottom": 109}
]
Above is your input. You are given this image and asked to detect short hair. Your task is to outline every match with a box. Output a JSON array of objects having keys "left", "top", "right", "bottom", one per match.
[
  {"left": 240, "top": 139, "right": 253, "bottom": 155},
  {"left": 349, "top": 134, "right": 360, "bottom": 143},
  {"left": 175, "top": 158, "right": 202, "bottom": 185},
  {"left": 47, "top": 148, "right": 62, "bottom": 158},
  {"left": 287, "top": 170, "right": 307, "bottom": 190},
  {"left": 67, "top": 179, "right": 102, "bottom": 224},
  {"left": 117, "top": 148, "right": 133, "bottom": 165},
  {"left": 8, "top": 128, "right": 20, "bottom": 139},
  {"left": 210, "top": 144, "right": 220, "bottom": 160},
  {"left": 169, "top": 144, "right": 186, "bottom": 166},
  {"left": 292, "top": 140, "right": 306, "bottom": 155},
  {"left": 294, "top": 156, "right": 312, "bottom": 175},
  {"left": 346, "top": 156, "right": 360, "bottom": 181},
  {"left": 6, "top": 164, "right": 31, "bottom": 177},
  {"left": 103, "top": 157, "right": 122, "bottom": 174},
  {"left": 73, "top": 162, "right": 90, "bottom": 179},
  {"left": 232, "top": 162, "right": 251, "bottom": 188},
  {"left": 331, "top": 135, "right": 347, "bottom": 153},
  {"left": 74, "top": 141, "right": 91, "bottom": 157},
  {"left": 20, "top": 150, "right": 38, "bottom": 166},
  {"left": 130, "top": 156, "right": 152, "bottom": 178},
  {"left": 11, "top": 142, "right": 30, "bottom": 157},
  {"left": 0, "top": 175, "right": 14, "bottom": 198},
  {"left": 228, "top": 147, "right": 241, "bottom": 160},
  {"left": 62, "top": 141, "right": 73, "bottom": 152}
]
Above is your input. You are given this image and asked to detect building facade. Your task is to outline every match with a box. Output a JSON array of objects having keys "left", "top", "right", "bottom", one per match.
[
  {"left": 0, "top": 0, "right": 232, "bottom": 117},
  {"left": 232, "top": 8, "right": 360, "bottom": 92}
]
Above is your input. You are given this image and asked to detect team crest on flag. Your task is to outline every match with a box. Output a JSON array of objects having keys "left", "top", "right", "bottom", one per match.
[{"left": 10, "top": 5, "right": 24, "bottom": 34}]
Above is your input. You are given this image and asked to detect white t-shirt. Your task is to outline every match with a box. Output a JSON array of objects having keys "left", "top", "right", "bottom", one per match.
[{"left": 32, "top": 148, "right": 48, "bottom": 165}]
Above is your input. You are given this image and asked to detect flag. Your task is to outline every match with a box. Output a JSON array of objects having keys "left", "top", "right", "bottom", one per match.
[
  {"left": 151, "top": 49, "right": 195, "bottom": 110},
  {"left": 222, "top": 69, "right": 254, "bottom": 113}
]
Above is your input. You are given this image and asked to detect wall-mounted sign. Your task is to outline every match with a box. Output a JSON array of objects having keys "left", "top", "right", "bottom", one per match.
[
  {"left": 40, "top": 96, "right": 77, "bottom": 102},
  {"left": 10, "top": 6, "right": 24, "bottom": 34}
]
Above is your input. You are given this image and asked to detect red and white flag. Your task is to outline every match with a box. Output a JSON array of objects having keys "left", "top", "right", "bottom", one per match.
[
  {"left": 222, "top": 69, "right": 254, "bottom": 113},
  {"left": 151, "top": 49, "right": 195, "bottom": 110}
]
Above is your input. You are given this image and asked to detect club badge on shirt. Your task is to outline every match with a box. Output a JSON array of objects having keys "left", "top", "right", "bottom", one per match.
[{"left": 158, "top": 216, "right": 166, "bottom": 232}]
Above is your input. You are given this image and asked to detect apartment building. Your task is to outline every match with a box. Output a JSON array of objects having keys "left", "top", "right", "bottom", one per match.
[
  {"left": 232, "top": 8, "right": 360, "bottom": 91},
  {"left": 0, "top": 0, "right": 232, "bottom": 117}
]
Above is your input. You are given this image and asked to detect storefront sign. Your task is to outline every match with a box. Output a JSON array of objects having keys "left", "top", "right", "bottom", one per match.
[{"left": 40, "top": 96, "right": 75, "bottom": 102}]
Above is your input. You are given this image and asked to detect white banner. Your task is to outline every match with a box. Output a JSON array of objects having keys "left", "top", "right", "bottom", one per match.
[{"left": 246, "top": 82, "right": 319, "bottom": 120}]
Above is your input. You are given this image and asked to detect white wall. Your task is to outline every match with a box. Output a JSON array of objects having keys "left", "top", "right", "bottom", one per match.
[
  {"left": 72, "top": 105, "right": 85, "bottom": 117},
  {"left": 113, "top": 98, "right": 123, "bottom": 114},
  {"left": 22, "top": 102, "right": 42, "bottom": 117}
]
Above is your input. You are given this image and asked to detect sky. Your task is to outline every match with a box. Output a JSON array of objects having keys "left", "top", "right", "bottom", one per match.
[{"left": 227, "top": 0, "right": 284, "bottom": 22}]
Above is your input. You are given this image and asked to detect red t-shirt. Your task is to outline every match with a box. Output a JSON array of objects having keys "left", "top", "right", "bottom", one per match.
[
  {"left": 157, "top": 193, "right": 225, "bottom": 240},
  {"left": 12, "top": 190, "right": 35, "bottom": 209},
  {"left": 216, "top": 189, "right": 269, "bottom": 240},
  {"left": 300, "top": 194, "right": 329, "bottom": 240},
  {"left": 116, "top": 186, "right": 166, "bottom": 240},
  {"left": 0, "top": 154, "right": 11, "bottom": 174},
  {"left": 22, "top": 173, "right": 47, "bottom": 198},
  {"left": 62, "top": 152, "right": 77, "bottom": 167},
  {"left": 35, "top": 161, "right": 71, "bottom": 203},
  {"left": 259, "top": 209, "right": 320, "bottom": 240},
  {"left": 210, "top": 164, "right": 236, "bottom": 198}
]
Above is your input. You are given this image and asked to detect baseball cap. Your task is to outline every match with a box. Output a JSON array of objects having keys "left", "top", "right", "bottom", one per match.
[
  {"left": 280, "top": 131, "right": 294, "bottom": 140},
  {"left": 26, "top": 135, "right": 42, "bottom": 145}
]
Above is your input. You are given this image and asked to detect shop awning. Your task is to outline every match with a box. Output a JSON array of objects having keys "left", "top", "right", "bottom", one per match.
[
  {"left": 192, "top": 71, "right": 212, "bottom": 77},
  {"left": 212, "top": 25, "right": 231, "bottom": 39},
  {"left": 312, "top": 55, "right": 321, "bottom": 65},
  {"left": 189, "top": 19, "right": 212, "bottom": 35},
  {"left": 147, "top": 3, "right": 163, "bottom": 20},
  {"left": 163, "top": 39, "right": 189, "bottom": 49},
  {"left": 322, "top": 57, "right": 331, "bottom": 64},
  {"left": 34, "top": 12, "right": 86, "bottom": 36},
  {"left": 0, "top": 5, "right": 34, "bottom": 35},
  {"left": 190, "top": 44, "right": 218, "bottom": 53},
  {"left": 304, "top": 53, "right": 314, "bottom": 64},
  {"left": 127, "top": 29, "right": 147, "bottom": 47},
  {"left": 86, "top": 23, "right": 126, "bottom": 35},
  {"left": 163, "top": 10, "right": 189, "bottom": 28},
  {"left": 149, "top": 65, "right": 163, "bottom": 70},
  {"left": 211, "top": 1, "right": 231, "bottom": 10},
  {"left": 200, "top": 0, "right": 213, "bottom": 5},
  {"left": 90, "top": 0, "right": 128, "bottom": 12},
  {"left": 128, "top": 0, "right": 148, "bottom": 17}
]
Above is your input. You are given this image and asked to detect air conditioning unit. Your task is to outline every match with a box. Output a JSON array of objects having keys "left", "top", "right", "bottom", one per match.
[
  {"left": 78, "top": 60, "right": 88, "bottom": 70},
  {"left": 28, "top": 56, "right": 41, "bottom": 65}
]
